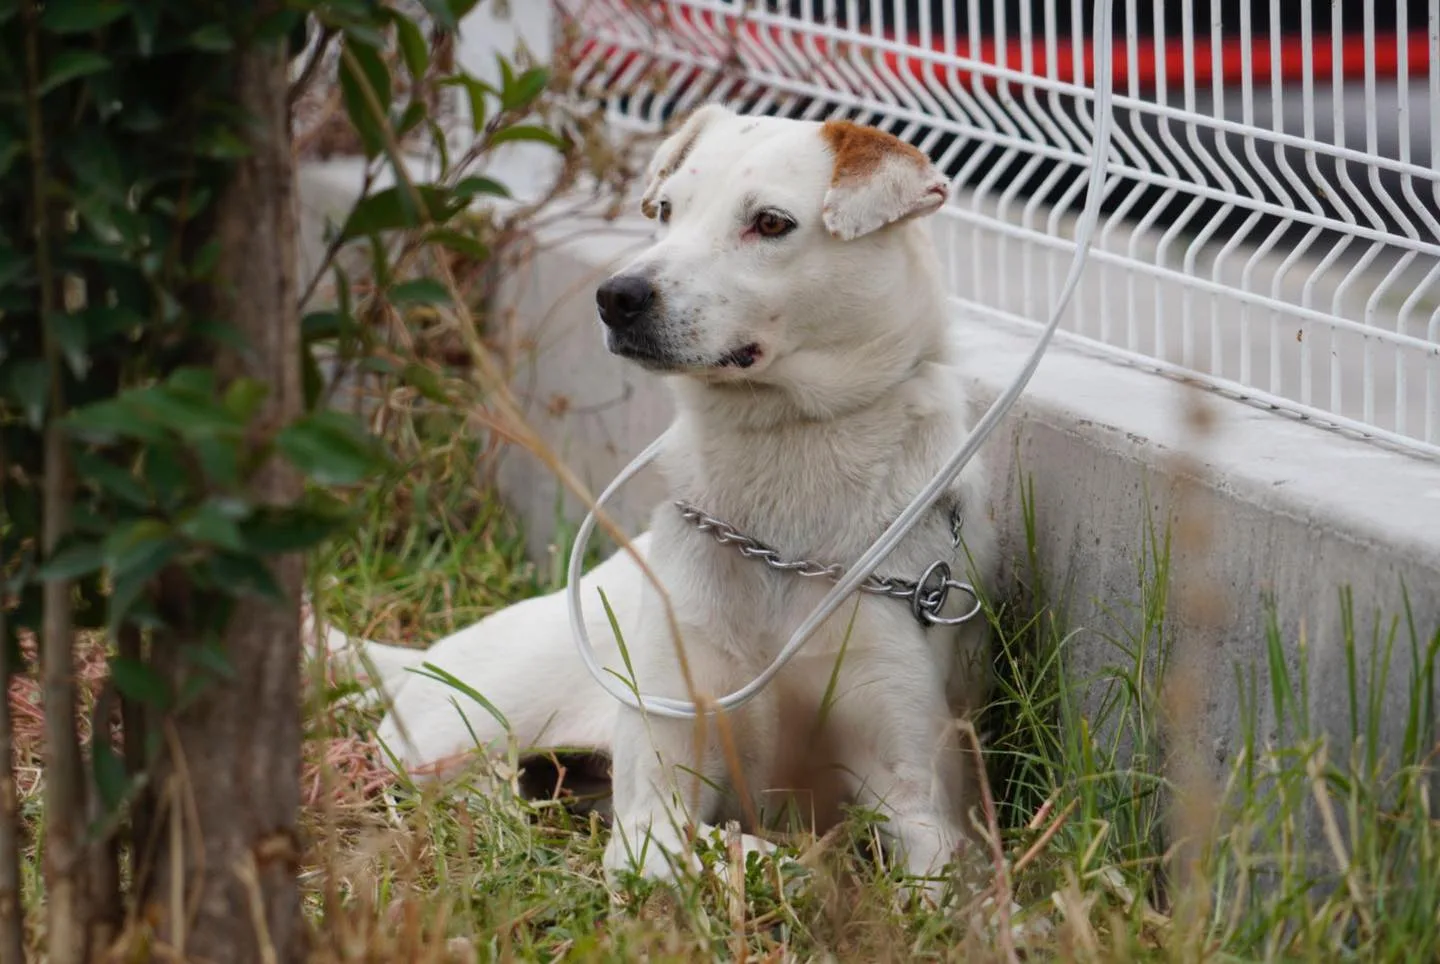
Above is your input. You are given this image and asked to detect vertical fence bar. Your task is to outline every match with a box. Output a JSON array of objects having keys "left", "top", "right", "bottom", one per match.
[
  {"left": 1151, "top": 0, "right": 1170, "bottom": 363},
  {"left": 1179, "top": 0, "right": 1197, "bottom": 369},
  {"left": 1362, "top": 0, "right": 1379, "bottom": 426},
  {"left": 1429, "top": 0, "right": 1440, "bottom": 442},
  {"left": 1298, "top": 1, "right": 1317, "bottom": 406},
  {"left": 1333, "top": 0, "right": 1353, "bottom": 417},
  {"left": 1393, "top": 0, "right": 1410, "bottom": 436}
]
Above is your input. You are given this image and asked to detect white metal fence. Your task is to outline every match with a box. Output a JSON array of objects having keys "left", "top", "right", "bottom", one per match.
[{"left": 557, "top": 1, "right": 1440, "bottom": 458}]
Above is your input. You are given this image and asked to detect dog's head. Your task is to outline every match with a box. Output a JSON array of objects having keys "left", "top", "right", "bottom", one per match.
[{"left": 596, "top": 106, "right": 950, "bottom": 395}]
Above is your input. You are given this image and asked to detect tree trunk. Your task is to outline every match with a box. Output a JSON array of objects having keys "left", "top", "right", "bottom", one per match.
[{"left": 146, "top": 21, "right": 306, "bottom": 963}]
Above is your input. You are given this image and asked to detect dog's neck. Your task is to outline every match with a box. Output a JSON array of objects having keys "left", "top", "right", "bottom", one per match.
[
  {"left": 669, "top": 336, "right": 943, "bottom": 431},
  {"left": 656, "top": 321, "right": 964, "bottom": 562}
]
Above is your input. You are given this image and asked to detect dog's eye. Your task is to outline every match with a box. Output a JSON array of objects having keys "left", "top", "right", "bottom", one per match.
[
  {"left": 753, "top": 211, "right": 795, "bottom": 239},
  {"left": 658, "top": 200, "right": 672, "bottom": 224}
]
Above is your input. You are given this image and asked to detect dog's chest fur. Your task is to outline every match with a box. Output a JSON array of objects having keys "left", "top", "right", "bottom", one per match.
[{"left": 649, "top": 359, "right": 987, "bottom": 656}]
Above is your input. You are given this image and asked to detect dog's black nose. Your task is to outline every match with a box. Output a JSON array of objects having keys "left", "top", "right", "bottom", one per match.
[{"left": 596, "top": 274, "right": 654, "bottom": 329}]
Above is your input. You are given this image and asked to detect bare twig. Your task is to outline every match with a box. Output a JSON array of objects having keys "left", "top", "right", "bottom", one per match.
[
  {"left": 1011, "top": 799, "right": 1078, "bottom": 877},
  {"left": 288, "top": 23, "right": 337, "bottom": 108},
  {"left": 24, "top": 2, "right": 93, "bottom": 959},
  {"left": 724, "top": 821, "right": 748, "bottom": 962},
  {"left": 0, "top": 561, "right": 27, "bottom": 964},
  {"left": 118, "top": 623, "right": 151, "bottom": 876},
  {"left": 1307, "top": 745, "right": 1374, "bottom": 937},
  {"left": 85, "top": 685, "right": 122, "bottom": 952},
  {"left": 959, "top": 719, "right": 1019, "bottom": 964}
]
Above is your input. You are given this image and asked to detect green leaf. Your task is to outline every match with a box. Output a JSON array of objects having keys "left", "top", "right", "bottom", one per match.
[
  {"left": 0, "top": 136, "right": 21, "bottom": 180},
  {"left": 73, "top": 451, "right": 149, "bottom": 508},
  {"left": 188, "top": 239, "right": 222, "bottom": 278},
  {"left": 49, "top": 313, "right": 90, "bottom": 377},
  {"left": 179, "top": 500, "right": 247, "bottom": 552},
  {"left": 417, "top": 0, "right": 458, "bottom": 31},
  {"left": 166, "top": 368, "right": 209, "bottom": 394},
  {"left": 387, "top": 277, "right": 450, "bottom": 307},
  {"left": 501, "top": 66, "right": 550, "bottom": 112},
  {"left": 413, "top": 662, "right": 509, "bottom": 731},
  {"left": 0, "top": 245, "right": 30, "bottom": 289},
  {"left": 130, "top": 4, "right": 158, "bottom": 55},
  {"left": 338, "top": 38, "right": 392, "bottom": 159},
  {"left": 452, "top": 176, "right": 510, "bottom": 200},
  {"left": 188, "top": 24, "right": 234, "bottom": 52},
  {"left": 302, "top": 311, "right": 352, "bottom": 342},
  {"left": 336, "top": 185, "right": 460, "bottom": 242},
  {"left": 3, "top": 358, "right": 48, "bottom": 428},
  {"left": 192, "top": 124, "right": 250, "bottom": 160},
  {"left": 193, "top": 437, "right": 242, "bottom": 489},
  {"left": 396, "top": 100, "right": 427, "bottom": 139},
  {"left": 90, "top": 737, "right": 131, "bottom": 813},
  {"left": 391, "top": 12, "right": 429, "bottom": 80},
  {"left": 140, "top": 444, "right": 190, "bottom": 510},
  {"left": 446, "top": 0, "right": 482, "bottom": 20},
  {"left": 65, "top": 398, "right": 168, "bottom": 444},
  {"left": 107, "top": 539, "right": 178, "bottom": 631},
  {"left": 205, "top": 552, "right": 281, "bottom": 600},
  {"left": 190, "top": 316, "right": 248, "bottom": 350},
  {"left": 275, "top": 411, "right": 386, "bottom": 485},
  {"left": 302, "top": 344, "right": 325, "bottom": 412},
  {"left": 39, "top": 0, "right": 127, "bottom": 34},
  {"left": 241, "top": 503, "right": 349, "bottom": 554},
  {"left": 401, "top": 362, "right": 451, "bottom": 404},
  {"left": 423, "top": 228, "right": 488, "bottom": 261},
  {"left": 223, "top": 377, "right": 269, "bottom": 421},
  {"left": 104, "top": 518, "right": 173, "bottom": 575},
  {"left": 39, "top": 50, "right": 111, "bottom": 95},
  {"left": 129, "top": 381, "right": 244, "bottom": 439},
  {"left": 444, "top": 76, "right": 489, "bottom": 135},
  {"left": 281, "top": 10, "right": 310, "bottom": 52},
  {"left": 489, "top": 124, "right": 565, "bottom": 149},
  {"left": 110, "top": 656, "right": 171, "bottom": 710},
  {"left": 37, "top": 540, "right": 104, "bottom": 581},
  {"left": 63, "top": 131, "right": 127, "bottom": 201}
]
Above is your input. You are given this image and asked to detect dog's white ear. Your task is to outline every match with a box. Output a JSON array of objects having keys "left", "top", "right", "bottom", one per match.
[
  {"left": 820, "top": 120, "right": 949, "bottom": 240},
  {"left": 640, "top": 103, "right": 734, "bottom": 219}
]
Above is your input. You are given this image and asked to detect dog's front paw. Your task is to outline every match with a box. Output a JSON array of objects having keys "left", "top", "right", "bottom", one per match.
[{"left": 603, "top": 821, "right": 702, "bottom": 888}]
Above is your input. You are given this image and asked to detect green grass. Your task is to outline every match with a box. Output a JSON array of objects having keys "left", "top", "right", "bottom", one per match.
[{"left": 304, "top": 436, "right": 1440, "bottom": 962}]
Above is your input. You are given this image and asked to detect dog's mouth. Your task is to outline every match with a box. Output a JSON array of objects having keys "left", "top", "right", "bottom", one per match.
[
  {"left": 608, "top": 332, "right": 763, "bottom": 373},
  {"left": 605, "top": 332, "right": 677, "bottom": 370},
  {"left": 715, "top": 343, "right": 761, "bottom": 369}
]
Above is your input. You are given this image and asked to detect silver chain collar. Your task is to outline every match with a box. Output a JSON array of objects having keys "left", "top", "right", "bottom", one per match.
[{"left": 674, "top": 501, "right": 982, "bottom": 627}]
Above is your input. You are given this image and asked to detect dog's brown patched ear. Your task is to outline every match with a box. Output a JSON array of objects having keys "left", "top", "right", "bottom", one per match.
[
  {"left": 820, "top": 120, "right": 949, "bottom": 240},
  {"left": 640, "top": 103, "right": 734, "bottom": 219}
]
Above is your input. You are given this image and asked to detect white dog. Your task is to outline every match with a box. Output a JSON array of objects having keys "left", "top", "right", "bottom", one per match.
[{"left": 323, "top": 105, "right": 999, "bottom": 896}]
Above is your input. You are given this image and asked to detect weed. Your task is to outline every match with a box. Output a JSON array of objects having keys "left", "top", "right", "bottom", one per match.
[{"left": 293, "top": 445, "right": 1438, "bottom": 961}]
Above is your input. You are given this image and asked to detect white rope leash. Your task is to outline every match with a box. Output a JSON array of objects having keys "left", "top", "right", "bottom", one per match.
[{"left": 566, "top": 0, "right": 1118, "bottom": 720}]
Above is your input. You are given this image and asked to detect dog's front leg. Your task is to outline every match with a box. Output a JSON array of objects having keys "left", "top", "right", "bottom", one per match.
[
  {"left": 601, "top": 627, "right": 774, "bottom": 887},
  {"left": 830, "top": 645, "right": 971, "bottom": 903},
  {"left": 603, "top": 705, "right": 718, "bottom": 884}
]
